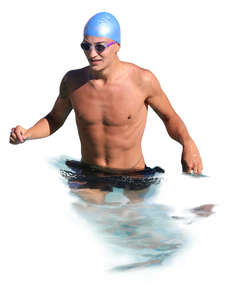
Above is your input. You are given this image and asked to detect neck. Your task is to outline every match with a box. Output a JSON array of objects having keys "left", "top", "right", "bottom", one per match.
[{"left": 89, "top": 57, "right": 122, "bottom": 83}]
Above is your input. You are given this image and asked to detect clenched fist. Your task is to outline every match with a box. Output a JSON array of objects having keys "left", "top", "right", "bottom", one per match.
[{"left": 9, "top": 126, "right": 30, "bottom": 145}]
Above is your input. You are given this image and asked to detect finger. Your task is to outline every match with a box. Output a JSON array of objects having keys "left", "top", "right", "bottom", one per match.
[
  {"left": 15, "top": 127, "right": 25, "bottom": 143},
  {"left": 188, "top": 163, "right": 194, "bottom": 173},
  {"left": 186, "top": 166, "right": 193, "bottom": 174},
  {"left": 10, "top": 128, "right": 14, "bottom": 135},
  {"left": 193, "top": 166, "right": 198, "bottom": 174},
  {"left": 10, "top": 131, "right": 17, "bottom": 139},
  {"left": 9, "top": 136, "right": 19, "bottom": 144},
  {"left": 196, "top": 160, "right": 203, "bottom": 174},
  {"left": 182, "top": 163, "right": 192, "bottom": 173},
  {"left": 198, "top": 166, "right": 203, "bottom": 174}
]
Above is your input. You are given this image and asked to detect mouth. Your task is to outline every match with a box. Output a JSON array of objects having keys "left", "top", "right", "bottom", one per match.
[{"left": 90, "top": 59, "right": 102, "bottom": 65}]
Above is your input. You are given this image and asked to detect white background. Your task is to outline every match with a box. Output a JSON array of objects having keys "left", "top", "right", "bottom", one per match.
[{"left": 1, "top": 0, "right": 240, "bottom": 299}]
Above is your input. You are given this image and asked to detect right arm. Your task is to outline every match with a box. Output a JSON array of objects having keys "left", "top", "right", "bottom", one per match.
[{"left": 10, "top": 73, "right": 72, "bottom": 144}]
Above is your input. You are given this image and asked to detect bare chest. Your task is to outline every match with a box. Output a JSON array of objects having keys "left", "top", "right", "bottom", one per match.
[{"left": 70, "top": 81, "right": 147, "bottom": 126}]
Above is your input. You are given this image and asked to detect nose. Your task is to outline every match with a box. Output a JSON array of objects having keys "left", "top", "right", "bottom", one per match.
[{"left": 88, "top": 46, "right": 98, "bottom": 58}]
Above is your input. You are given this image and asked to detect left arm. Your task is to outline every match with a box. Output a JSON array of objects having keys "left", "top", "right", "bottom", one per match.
[{"left": 144, "top": 70, "right": 203, "bottom": 174}]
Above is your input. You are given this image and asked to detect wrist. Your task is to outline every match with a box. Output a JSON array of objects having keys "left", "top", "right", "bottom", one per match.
[
  {"left": 182, "top": 137, "right": 194, "bottom": 148},
  {"left": 24, "top": 129, "right": 32, "bottom": 140}
]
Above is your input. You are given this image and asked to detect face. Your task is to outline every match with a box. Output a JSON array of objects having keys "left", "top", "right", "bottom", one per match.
[{"left": 82, "top": 36, "right": 120, "bottom": 71}]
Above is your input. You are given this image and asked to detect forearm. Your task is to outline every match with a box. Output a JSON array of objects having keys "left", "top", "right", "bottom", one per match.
[
  {"left": 164, "top": 115, "right": 203, "bottom": 173},
  {"left": 25, "top": 117, "right": 51, "bottom": 140},
  {"left": 163, "top": 115, "right": 192, "bottom": 146},
  {"left": 26, "top": 114, "right": 62, "bottom": 140}
]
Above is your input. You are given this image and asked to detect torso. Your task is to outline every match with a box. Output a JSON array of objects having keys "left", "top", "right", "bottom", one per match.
[{"left": 63, "top": 62, "right": 149, "bottom": 172}]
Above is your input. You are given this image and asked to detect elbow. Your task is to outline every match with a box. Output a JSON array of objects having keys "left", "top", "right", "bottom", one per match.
[
  {"left": 162, "top": 113, "right": 181, "bottom": 125},
  {"left": 161, "top": 114, "right": 173, "bottom": 125},
  {"left": 44, "top": 113, "right": 64, "bottom": 135}
]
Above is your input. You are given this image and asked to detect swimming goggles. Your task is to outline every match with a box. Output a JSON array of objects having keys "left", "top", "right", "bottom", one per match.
[{"left": 80, "top": 41, "right": 116, "bottom": 53}]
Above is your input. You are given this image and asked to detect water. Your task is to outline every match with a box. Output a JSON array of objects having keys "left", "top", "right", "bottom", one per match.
[
  {"left": 3, "top": 150, "right": 239, "bottom": 300},
  {"left": 50, "top": 155, "right": 215, "bottom": 272}
]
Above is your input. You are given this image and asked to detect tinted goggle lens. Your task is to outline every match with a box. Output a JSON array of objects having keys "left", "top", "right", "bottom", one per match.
[
  {"left": 81, "top": 42, "right": 91, "bottom": 51},
  {"left": 95, "top": 44, "right": 106, "bottom": 53},
  {"left": 81, "top": 42, "right": 106, "bottom": 53}
]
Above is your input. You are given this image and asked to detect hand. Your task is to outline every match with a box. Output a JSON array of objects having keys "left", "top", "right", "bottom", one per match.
[
  {"left": 9, "top": 125, "right": 30, "bottom": 145},
  {"left": 181, "top": 139, "right": 203, "bottom": 174}
]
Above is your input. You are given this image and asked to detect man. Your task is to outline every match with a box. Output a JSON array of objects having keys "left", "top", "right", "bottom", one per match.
[{"left": 10, "top": 12, "right": 202, "bottom": 203}]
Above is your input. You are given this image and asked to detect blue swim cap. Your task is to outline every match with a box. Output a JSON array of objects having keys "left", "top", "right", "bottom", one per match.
[{"left": 84, "top": 12, "right": 121, "bottom": 44}]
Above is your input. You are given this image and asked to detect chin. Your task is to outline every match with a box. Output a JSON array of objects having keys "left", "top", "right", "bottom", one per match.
[{"left": 90, "top": 64, "right": 105, "bottom": 72}]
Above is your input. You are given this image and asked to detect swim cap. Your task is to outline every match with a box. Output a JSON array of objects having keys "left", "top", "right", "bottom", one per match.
[{"left": 84, "top": 12, "right": 121, "bottom": 44}]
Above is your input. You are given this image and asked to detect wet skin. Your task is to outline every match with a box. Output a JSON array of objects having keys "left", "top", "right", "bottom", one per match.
[
  {"left": 58, "top": 64, "right": 149, "bottom": 171},
  {"left": 10, "top": 36, "right": 203, "bottom": 202}
]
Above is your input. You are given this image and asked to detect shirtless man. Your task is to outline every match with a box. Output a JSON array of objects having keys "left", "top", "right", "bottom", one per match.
[{"left": 9, "top": 12, "right": 202, "bottom": 203}]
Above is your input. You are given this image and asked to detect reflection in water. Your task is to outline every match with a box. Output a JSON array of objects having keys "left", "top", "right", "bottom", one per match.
[{"left": 50, "top": 156, "right": 215, "bottom": 272}]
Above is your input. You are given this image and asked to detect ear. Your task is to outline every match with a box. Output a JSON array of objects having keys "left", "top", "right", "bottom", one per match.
[{"left": 115, "top": 43, "right": 120, "bottom": 53}]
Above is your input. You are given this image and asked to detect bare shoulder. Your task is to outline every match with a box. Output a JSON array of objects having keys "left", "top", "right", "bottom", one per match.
[
  {"left": 59, "top": 67, "right": 89, "bottom": 99},
  {"left": 136, "top": 66, "right": 160, "bottom": 90},
  {"left": 122, "top": 62, "right": 159, "bottom": 89},
  {"left": 122, "top": 61, "right": 147, "bottom": 77}
]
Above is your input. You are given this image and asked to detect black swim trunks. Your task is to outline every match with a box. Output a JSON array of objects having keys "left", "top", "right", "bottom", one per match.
[{"left": 60, "top": 160, "right": 165, "bottom": 192}]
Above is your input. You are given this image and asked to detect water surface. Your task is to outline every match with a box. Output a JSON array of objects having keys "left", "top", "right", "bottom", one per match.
[{"left": 50, "top": 156, "right": 215, "bottom": 271}]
